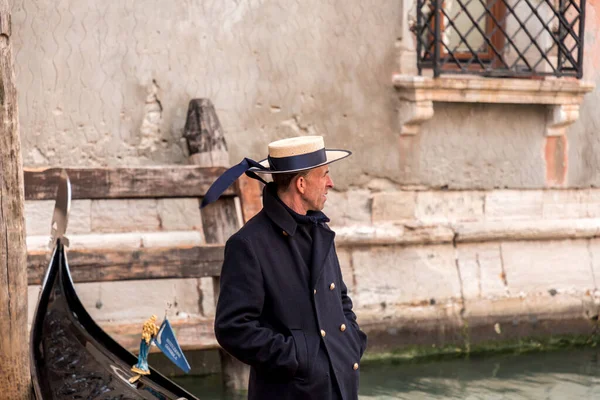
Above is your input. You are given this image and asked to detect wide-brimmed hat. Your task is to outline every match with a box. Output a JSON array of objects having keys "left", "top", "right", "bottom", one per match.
[
  {"left": 201, "top": 135, "right": 351, "bottom": 208},
  {"left": 252, "top": 136, "right": 351, "bottom": 174}
]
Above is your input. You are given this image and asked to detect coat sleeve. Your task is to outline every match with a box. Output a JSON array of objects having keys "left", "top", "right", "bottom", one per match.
[
  {"left": 337, "top": 254, "right": 368, "bottom": 358},
  {"left": 214, "top": 235, "right": 299, "bottom": 378}
]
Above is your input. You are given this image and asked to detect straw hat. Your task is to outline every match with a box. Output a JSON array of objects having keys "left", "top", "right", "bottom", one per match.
[
  {"left": 201, "top": 135, "right": 351, "bottom": 207},
  {"left": 252, "top": 136, "right": 351, "bottom": 174}
]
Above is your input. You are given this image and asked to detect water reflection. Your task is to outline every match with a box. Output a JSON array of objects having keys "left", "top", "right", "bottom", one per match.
[{"left": 175, "top": 347, "right": 600, "bottom": 399}]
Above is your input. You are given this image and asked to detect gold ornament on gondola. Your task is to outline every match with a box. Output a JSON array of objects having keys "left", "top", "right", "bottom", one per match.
[{"left": 130, "top": 315, "right": 160, "bottom": 381}]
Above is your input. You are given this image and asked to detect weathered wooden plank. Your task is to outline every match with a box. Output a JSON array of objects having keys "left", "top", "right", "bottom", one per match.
[
  {"left": 0, "top": 0, "right": 31, "bottom": 393},
  {"left": 184, "top": 98, "right": 230, "bottom": 167},
  {"left": 102, "top": 317, "right": 219, "bottom": 352},
  {"left": 24, "top": 166, "right": 235, "bottom": 200},
  {"left": 27, "top": 245, "right": 224, "bottom": 285}
]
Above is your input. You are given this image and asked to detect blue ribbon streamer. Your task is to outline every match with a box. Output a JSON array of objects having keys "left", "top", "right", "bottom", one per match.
[
  {"left": 201, "top": 149, "right": 329, "bottom": 208},
  {"left": 201, "top": 158, "right": 268, "bottom": 208}
]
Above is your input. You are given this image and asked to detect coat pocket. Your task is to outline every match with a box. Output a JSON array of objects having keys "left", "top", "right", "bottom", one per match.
[
  {"left": 346, "top": 322, "right": 367, "bottom": 359},
  {"left": 290, "top": 329, "right": 309, "bottom": 380}
]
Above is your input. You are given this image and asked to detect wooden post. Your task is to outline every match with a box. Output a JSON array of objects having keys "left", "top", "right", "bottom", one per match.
[
  {"left": 237, "top": 174, "right": 263, "bottom": 223},
  {"left": 0, "top": 0, "right": 32, "bottom": 396},
  {"left": 184, "top": 99, "right": 251, "bottom": 392}
]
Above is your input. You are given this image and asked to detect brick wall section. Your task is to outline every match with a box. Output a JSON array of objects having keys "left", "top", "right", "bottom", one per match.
[
  {"left": 322, "top": 187, "right": 600, "bottom": 315},
  {"left": 364, "top": 187, "right": 600, "bottom": 226},
  {"left": 24, "top": 187, "right": 600, "bottom": 345}
]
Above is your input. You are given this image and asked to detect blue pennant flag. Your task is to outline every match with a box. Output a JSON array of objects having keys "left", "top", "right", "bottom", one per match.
[{"left": 154, "top": 318, "right": 191, "bottom": 374}]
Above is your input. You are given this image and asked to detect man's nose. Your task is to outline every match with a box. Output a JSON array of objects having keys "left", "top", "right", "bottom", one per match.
[{"left": 327, "top": 176, "right": 334, "bottom": 188}]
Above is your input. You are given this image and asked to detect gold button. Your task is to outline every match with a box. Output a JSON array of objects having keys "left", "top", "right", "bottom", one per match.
[
  {"left": 340, "top": 324, "right": 346, "bottom": 332},
  {"left": 314, "top": 289, "right": 317, "bottom": 295},
  {"left": 282, "top": 231, "right": 288, "bottom": 236},
  {"left": 329, "top": 283, "right": 335, "bottom": 290},
  {"left": 320, "top": 329, "right": 326, "bottom": 337},
  {"left": 353, "top": 363, "right": 359, "bottom": 370}
]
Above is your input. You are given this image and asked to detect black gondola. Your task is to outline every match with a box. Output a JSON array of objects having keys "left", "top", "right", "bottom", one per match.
[{"left": 29, "top": 172, "right": 199, "bottom": 399}]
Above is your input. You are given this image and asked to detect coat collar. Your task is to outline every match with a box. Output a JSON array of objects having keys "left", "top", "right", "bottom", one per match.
[
  {"left": 263, "top": 183, "right": 299, "bottom": 237},
  {"left": 262, "top": 183, "right": 330, "bottom": 237}
]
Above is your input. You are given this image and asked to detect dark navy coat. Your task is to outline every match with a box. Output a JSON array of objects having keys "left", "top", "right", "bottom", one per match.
[{"left": 214, "top": 185, "right": 368, "bottom": 400}]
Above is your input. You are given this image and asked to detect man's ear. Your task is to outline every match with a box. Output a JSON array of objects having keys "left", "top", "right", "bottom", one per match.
[{"left": 295, "top": 175, "right": 306, "bottom": 194}]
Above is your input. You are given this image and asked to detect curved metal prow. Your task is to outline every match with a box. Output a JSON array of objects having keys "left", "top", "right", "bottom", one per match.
[{"left": 49, "top": 169, "right": 71, "bottom": 249}]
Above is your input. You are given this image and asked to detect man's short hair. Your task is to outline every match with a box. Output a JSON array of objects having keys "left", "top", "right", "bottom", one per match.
[{"left": 272, "top": 170, "right": 310, "bottom": 191}]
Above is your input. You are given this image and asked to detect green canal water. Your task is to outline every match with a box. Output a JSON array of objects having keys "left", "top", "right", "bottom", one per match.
[{"left": 173, "top": 346, "right": 600, "bottom": 399}]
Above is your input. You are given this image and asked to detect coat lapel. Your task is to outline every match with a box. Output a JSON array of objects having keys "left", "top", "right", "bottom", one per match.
[
  {"left": 262, "top": 184, "right": 298, "bottom": 236},
  {"left": 261, "top": 182, "right": 336, "bottom": 289},
  {"left": 310, "top": 224, "right": 335, "bottom": 289}
]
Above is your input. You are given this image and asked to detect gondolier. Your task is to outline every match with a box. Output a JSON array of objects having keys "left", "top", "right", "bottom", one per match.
[{"left": 203, "top": 136, "right": 368, "bottom": 399}]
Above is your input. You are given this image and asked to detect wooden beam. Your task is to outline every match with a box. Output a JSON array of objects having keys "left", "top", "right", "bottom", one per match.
[
  {"left": 184, "top": 98, "right": 249, "bottom": 391},
  {"left": 23, "top": 166, "right": 235, "bottom": 200},
  {"left": 237, "top": 174, "right": 263, "bottom": 223},
  {"left": 0, "top": 0, "right": 32, "bottom": 394},
  {"left": 184, "top": 98, "right": 230, "bottom": 167},
  {"left": 27, "top": 245, "right": 224, "bottom": 285},
  {"left": 102, "top": 317, "right": 219, "bottom": 353}
]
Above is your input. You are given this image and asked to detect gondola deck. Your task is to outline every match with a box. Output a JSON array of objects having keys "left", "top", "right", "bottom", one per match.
[{"left": 30, "top": 240, "right": 199, "bottom": 400}]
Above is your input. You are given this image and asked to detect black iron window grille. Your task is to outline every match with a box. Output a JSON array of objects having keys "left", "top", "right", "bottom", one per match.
[{"left": 415, "top": 0, "right": 586, "bottom": 78}]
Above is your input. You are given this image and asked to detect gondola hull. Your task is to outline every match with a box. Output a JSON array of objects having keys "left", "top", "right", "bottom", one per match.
[{"left": 30, "top": 241, "right": 199, "bottom": 399}]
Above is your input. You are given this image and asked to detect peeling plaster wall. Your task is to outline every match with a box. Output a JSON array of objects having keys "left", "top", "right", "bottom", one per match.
[
  {"left": 13, "top": 0, "right": 598, "bottom": 189},
  {"left": 567, "top": 0, "right": 600, "bottom": 187},
  {"left": 11, "top": 0, "right": 402, "bottom": 189},
  {"left": 13, "top": 0, "right": 600, "bottom": 351},
  {"left": 399, "top": 103, "right": 547, "bottom": 188}
]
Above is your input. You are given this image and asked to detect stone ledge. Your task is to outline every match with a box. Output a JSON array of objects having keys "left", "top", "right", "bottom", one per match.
[
  {"left": 84, "top": 294, "right": 600, "bottom": 357},
  {"left": 336, "top": 219, "right": 600, "bottom": 246},
  {"left": 454, "top": 218, "right": 600, "bottom": 243},
  {"left": 358, "top": 294, "right": 598, "bottom": 351},
  {"left": 393, "top": 75, "right": 595, "bottom": 104},
  {"left": 335, "top": 224, "right": 455, "bottom": 246},
  {"left": 393, "top": 75, "right": 595, "bottom": 136},
  {"left": 356, "top": 292, "right": 595, "bottom": 326},
  {"left": 25, "top": 218, "right": 600, "bottom": 251}
]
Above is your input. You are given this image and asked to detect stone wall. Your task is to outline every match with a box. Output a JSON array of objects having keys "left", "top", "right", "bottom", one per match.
[
  {"left": 11, "top": 0, "right": 600, "bottom": 190},
  {"left": 325, "top": 186, "right": 600, "bottom": 348},
  {"left": 15, "top": 0, "right": 600, "bottom": 353},
  {"left": 26, "top": 186, "right": 600, "bottom": 350}
]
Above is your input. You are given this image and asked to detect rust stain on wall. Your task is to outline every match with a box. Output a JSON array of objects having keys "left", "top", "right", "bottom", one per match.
[{"left": 545, "top": 136, "right": 568, "bottom": 186}]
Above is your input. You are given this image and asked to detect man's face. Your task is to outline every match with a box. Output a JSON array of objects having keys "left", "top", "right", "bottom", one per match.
[{"left": 301, "top": 165, "right": 334, "bottom": 211}]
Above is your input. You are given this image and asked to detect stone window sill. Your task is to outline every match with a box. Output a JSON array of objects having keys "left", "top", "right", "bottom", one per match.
[{"left": 393, "top": 75, "right": 595, "bottom": 136}]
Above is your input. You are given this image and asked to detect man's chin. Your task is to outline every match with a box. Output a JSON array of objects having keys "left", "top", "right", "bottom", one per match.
[{"left": 308, "top": 204, "right": 325, "bottom": 212}]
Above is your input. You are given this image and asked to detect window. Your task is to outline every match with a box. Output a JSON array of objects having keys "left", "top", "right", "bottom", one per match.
[{"left": 415, "top": 0, "right": 585, "bottom": 78}]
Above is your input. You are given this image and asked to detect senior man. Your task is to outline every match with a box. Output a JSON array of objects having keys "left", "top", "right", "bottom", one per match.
[{"left": 201, "top": 136, "right": 367, "bottom": 400}]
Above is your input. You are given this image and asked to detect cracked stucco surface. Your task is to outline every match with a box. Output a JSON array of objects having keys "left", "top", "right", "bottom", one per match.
[
  {"left": 10, "top": 0, "right": 401, "bottom": 185},
  {"left": 9, "top": 0, "right": 600, "bottom": 188}
]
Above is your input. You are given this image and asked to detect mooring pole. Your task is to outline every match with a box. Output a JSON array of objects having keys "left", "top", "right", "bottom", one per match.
[
  {"left": 184, "top": 99, "right": 251, "bottom": 392},
  {"left": 0, "top": 0, "right": 31, "bottom": 397}
]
